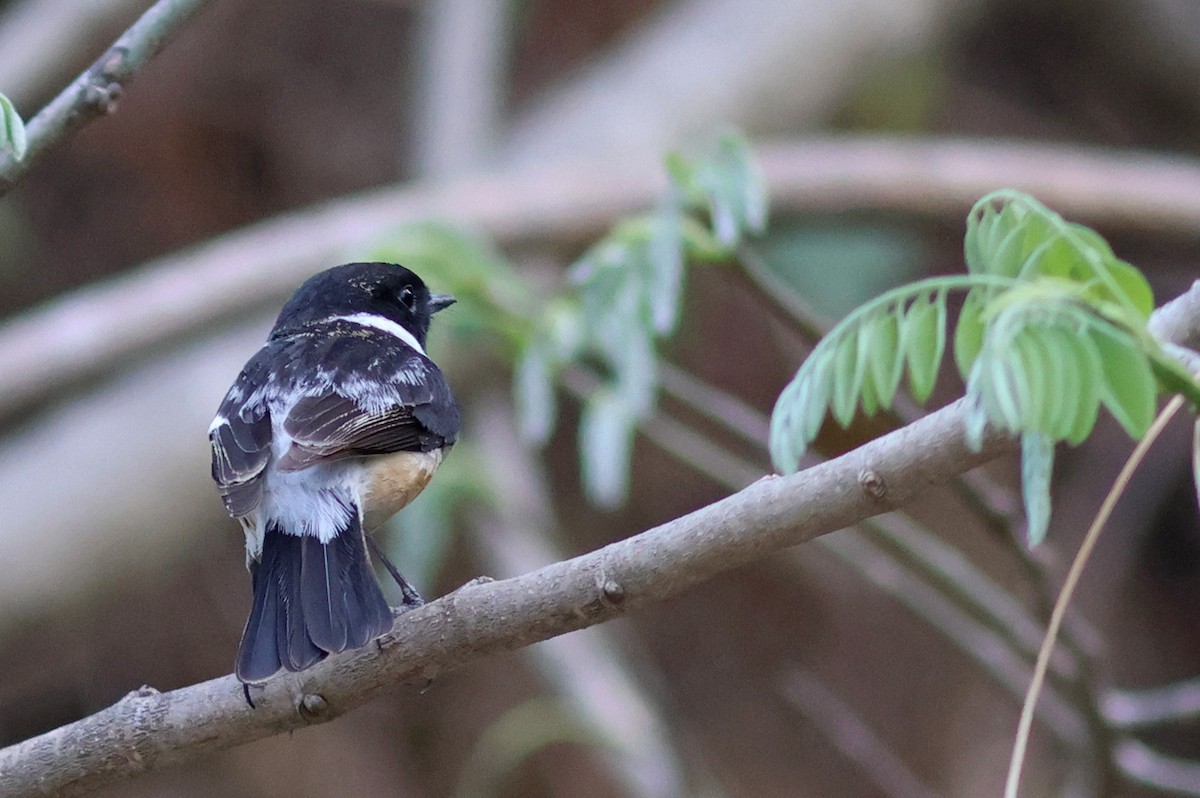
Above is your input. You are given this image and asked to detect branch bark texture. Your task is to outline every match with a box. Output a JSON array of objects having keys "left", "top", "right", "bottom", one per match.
[{"left": 0, "top": 0, "right": 210, "bottom": 196}]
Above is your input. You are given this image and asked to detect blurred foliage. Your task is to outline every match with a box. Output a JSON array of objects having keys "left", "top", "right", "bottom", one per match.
[
  {"left": 835, "top": 51, "right": 945, "bottom": 133},
  {"left": 770, "top": 190, "right": 1200, "bottom": 546},
  {"left": 370, "top": 140, "right": 1200, "bottom": 553},
  {"left": 370, "top": 131, "right": 768, "bottom": 508},
  {"left": 0, "top": 93, "right": 26, "bottom": 162}
]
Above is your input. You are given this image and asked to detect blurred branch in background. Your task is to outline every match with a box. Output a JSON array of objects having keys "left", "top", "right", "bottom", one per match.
[
  {"left": 0, "top": 0, "right": 211, "bottom": 196},
  {"left": 0, "top": 0, "right": 147, "bottom": 109},
  {"left": 6, "top": 138, "right": 1200, "bottom": 423},
  {"left": 500, "top": 0, "right": 977, "bottom": 164},
  {"left": 412, "top": 0, "right": 509, "bottom": 176},
  {"left": 777, "top": 668, "right": 940, "bottom": 798}
]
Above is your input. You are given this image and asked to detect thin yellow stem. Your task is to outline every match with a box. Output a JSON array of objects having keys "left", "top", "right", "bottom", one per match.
[{"left": 1004, "top": 395, "right": 1186, "bottom": 798}]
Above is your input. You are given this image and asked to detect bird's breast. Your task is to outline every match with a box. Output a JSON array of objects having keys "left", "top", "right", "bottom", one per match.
[{"left": 360, "top": 448, "right": 445, "bottom": 531}]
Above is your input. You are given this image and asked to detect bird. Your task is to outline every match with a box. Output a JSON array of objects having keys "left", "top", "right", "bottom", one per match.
[{"left": 208, "top": 262, "right": 459, "bottom": 690}]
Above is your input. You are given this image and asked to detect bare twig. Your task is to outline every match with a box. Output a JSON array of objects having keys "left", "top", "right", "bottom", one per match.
[
  {"left": 0, "top": 393, "right": 1015, "bottom": 797},
  {"left": 6, "top": 138, "right": 1200, "bottom": 418},
  {"left": 0, "top": 0, "right": 210, "bottom": 196},
  {"left": 0, "top": 0, "right": 148, "bottom": 108}
]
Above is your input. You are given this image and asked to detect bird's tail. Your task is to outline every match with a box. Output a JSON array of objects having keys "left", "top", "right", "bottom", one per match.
[{"left": 235, "top": 514, "right": 392, "bottom": 683}]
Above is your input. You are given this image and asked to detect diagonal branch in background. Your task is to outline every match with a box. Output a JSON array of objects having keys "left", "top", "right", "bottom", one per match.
[
  {"left": 0, "top": 0, "right": 211, "bottom": 196},
  {"left": 0, "top": 395, "right": 1016, "bottom": 798},
  {"left": 4, "top": 138, "right": 1200, "bottom": 419}
]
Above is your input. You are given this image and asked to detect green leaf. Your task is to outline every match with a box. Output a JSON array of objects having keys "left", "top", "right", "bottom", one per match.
[
  {"left": 831, "top": 331, "right": 861, "bottom": 427},
  {"left": 1040, "top": 327, "right": 1081, "bottom": 441},
  {"left": 514, "top": 341, "right": 557, "bottom": 444},
  {"left": 855, "top": 322, "right": 879, "bottom": 416},
  {"left": 866, "top": 311, "right": 904, "bottom": 408},
  {"left": 1098, "top": 258, "right": 1155, "bottom": 320},
  {"left": 672, "top": 131, "right": 768, "bottom": 249},
  {"left": 1011, "top": 330, "right": 1047, "bottom": 432},
  {"left": 579, "top": 390, "right": 637, "bottom": 508},
  {"left": 986, "top": 346, "right": 1023, "bottom": 432},
  {"left": 0, "top": 93, "right": 26, "bottom": 161},
  {"left": 953, "top": 289, "right": 987, "bottom": 378},
  {"left": 990, "top": 201, "right": 1032, "bottom": 278},
  {"left": 904, "top": 292, "right": 946, "bottom": 403},
  {"left": 1064, "top": 331, "right": 1102, "bottom": 445},
  {"left": 1020, "top": 432, "right": 1055, "bottom": 547},
  {"left": 614, "top": 324, "right": 657, "bottom": 416},
  {"left": 964, "top": 362, "right": 990, "bottom": 451},
  {"left": 725, "top": 132, "right": 769, "bottom": 234},
  {"left": 1090, "top": 325, "right": 1156, "bottom": 438},
  {"left": 648, "top": 199, "right": 685, "bottom": 334},
  {"left": 799, "top": 352, "right": 835, "bottom": 442},
  {"left": 769, "top": 347, "right": 836, "bottom": 473},
  {"left": 1149, "top": 347, "right": 1200, "bottom": 409}
]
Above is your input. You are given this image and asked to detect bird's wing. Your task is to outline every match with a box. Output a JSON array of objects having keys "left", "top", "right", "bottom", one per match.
[
  {"left": 209, "top": 349, "right": 274, "bottom": 518},
  {"left": 277, "top": 341, "right": 458, "bottom": 472}
]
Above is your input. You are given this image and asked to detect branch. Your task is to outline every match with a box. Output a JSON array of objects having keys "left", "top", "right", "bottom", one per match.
[
  {"left": 2, "top": 281, "right": 1195, "bottom": 796},
  {"left": 5, "top": 138, "right": 1200, "bottom": 419},
  {"left": 467, "top": 396, "right": 695, "bottom": 798},
  {"left": 0, "top": 0, "right": 148, "bottom": 109},
  {"left": 0, "top": 0, "right": 210, "bottom": 196},
  {"left": 0, "top": 396, "right": 1014, "bottom": 797}
]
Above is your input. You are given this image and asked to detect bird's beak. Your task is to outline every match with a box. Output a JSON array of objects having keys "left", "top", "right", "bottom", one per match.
[{"left": 429, "top": 293, "right": 456, "bottom": 313}]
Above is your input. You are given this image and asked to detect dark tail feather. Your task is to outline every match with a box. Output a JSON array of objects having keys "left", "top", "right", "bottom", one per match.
[
  {"left": 236, "top": 516, "right": 390, "bottom": 683},
  {"left": 237, "top": 553, "right": 284, "bottom": 682},
  {"left": 237, "top": 527, "right": 326, "bottom": 682},
  {"left": 301, "top": 514, "right": 392, "bottom": 652}
]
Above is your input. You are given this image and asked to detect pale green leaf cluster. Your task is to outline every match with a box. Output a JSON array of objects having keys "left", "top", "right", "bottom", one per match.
[
  {"left": 0, "top": 92, "right": 26, "bottom": 161},
  {"left": 515, "top": 131, "right": 767, "bottom": 506},
  {"left": 370, "top": 133, "right": 768, "bottom": 509},
  {"left": 770, "top": 190, "right": 1200, "bottom": 546}
]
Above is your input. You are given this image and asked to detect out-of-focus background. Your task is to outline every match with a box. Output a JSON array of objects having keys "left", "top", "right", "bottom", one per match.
[{"left": 1, "top": 1, "right": 1199, "bottom": 796}]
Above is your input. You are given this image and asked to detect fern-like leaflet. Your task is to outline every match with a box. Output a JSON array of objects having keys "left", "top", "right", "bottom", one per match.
[{"left": 769, "top": 190, "right": 1200, "bottom": 546}]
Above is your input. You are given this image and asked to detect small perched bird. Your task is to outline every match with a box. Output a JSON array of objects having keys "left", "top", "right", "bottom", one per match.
[{"left": 209, "top": 262, "right": 459, "bottom": 688}]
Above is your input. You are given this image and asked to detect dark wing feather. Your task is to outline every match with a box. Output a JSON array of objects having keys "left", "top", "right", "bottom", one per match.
[
  {"left": 278, "top": 348, "right": 458, "bottom": 471},
  {"left": 210, "top": 354, "right": 274, "bottom": 517}
]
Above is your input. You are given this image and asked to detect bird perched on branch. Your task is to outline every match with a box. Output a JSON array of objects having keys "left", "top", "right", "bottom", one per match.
[{"left": 208, "top": 262, "right": 459, "bottom": 694}]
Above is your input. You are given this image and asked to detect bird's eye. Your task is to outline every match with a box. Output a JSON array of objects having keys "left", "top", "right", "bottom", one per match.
[{"left": 399, "top": 285, "right": 416, "bottom": 308}]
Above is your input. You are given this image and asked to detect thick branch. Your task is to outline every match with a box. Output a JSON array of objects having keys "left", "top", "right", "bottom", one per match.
[
  {"left": 0, "top": 398, "right": 1013, "bottom": 797},
  {"left": 1, "top": 281, "right": 1196, "bottom": 796},
  {"left": 0, "top": 0, "right": 210, "bottom": 196},
  {"left": 4, "top": 138, "right": 1200, "bottom": 418}
]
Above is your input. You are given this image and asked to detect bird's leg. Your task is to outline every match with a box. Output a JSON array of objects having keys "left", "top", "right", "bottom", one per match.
[{"left": 366, "top": 535, "right": 425, "bottom": 609}]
